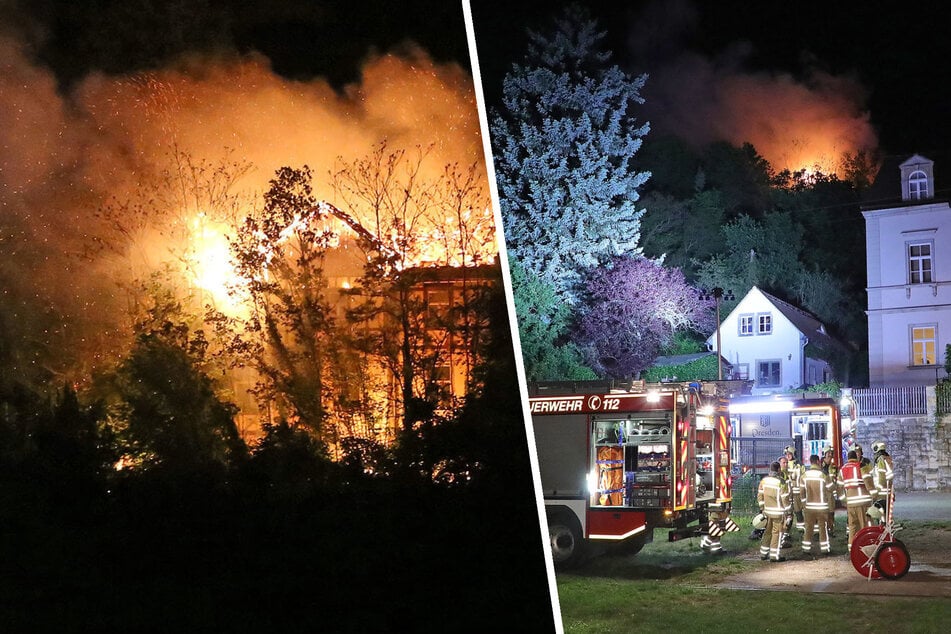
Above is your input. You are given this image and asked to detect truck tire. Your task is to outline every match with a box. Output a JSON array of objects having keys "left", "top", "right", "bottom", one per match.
[{"left": 547, "top": 509, "right": 586, "bottom": 569}]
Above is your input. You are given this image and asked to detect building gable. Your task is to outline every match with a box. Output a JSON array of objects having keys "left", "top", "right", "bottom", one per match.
[{"left": 707, "top": 286, "right": 840, "bottom": 392}]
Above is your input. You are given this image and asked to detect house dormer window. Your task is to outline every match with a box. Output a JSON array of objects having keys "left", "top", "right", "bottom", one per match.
[
  {"left": 908, "top": 170, "right": 929, "bottom": 200},
  {"left": 899, "top": 156, "right": 934, "bottom": 201},
  {"left": 908, "top": 241, "right": 933, "bottom": 284}
]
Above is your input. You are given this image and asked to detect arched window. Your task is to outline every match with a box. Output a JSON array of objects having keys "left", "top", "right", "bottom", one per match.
[{"left": 909, "top": 170, "right": 929, "bottom": 199}]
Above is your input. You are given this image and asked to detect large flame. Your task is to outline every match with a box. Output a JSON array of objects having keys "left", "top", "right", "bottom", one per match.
[{"left": 186, "top": 213, "right": 250, "bottom": 316}]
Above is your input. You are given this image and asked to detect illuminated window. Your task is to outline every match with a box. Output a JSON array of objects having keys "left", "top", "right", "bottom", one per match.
[
  {"left": 757, "top": 360, "right": 781, "bottom": 387},
  {"left": 909, "top": 170, "right": 929, "bottom": 199},
  {"left": 908, "top": 242, "right": 933, "bottom": 284},
  {"left": 433, "top": 361, "right": 453, "bottom": 399},
  {"left": 738, "top": 314, "right": 754, "bottom": 336},
  {"left": 426, "top": 287, "right": 451, "bottom": 320},
  {"left": 911, "top": 325, "right": 937, "bottom": 366},
  {"left": 757, "top": 313, "right": 772, "bottom": 335}
]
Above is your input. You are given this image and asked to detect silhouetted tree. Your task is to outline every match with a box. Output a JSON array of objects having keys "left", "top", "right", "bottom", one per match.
[
  {"left": 331, "top": 141, "right": 495, "bottom": 433},
  {"left": 217, "top": 165, "right": 341, "bottom": 443},
  {"left": 112, "top": 318, "right": 245, "bottom": 475}
]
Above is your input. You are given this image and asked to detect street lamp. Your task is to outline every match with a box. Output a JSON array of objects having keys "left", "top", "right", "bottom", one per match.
[{"left": 700, "top": 287, "right": 735, "bottom": 380}]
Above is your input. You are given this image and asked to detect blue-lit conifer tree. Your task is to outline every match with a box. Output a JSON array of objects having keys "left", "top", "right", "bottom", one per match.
[{"left": 489, "top": 4, "right": 651, "bottom": 379}]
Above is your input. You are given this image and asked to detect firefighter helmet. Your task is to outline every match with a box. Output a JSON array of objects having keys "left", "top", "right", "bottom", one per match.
[
  {"left": 854, "top": 443, "right": 863, "bottom": 452},
  {"left": 784, "top": 445, "right": 795, "bottom": 455},
  {"left": 867, "top": 504, "right": 883, "bottom": 520},
  {"left": 752, "top": 513, "right": 767, "bottom": 529},
  {"left": 872, "top": 441, "right": 887, "bottom": 453}
]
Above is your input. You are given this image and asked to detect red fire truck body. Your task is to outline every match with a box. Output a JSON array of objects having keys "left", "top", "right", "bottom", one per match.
[{"left": 529, "top": 381, "right": 734, "bottom": 568}]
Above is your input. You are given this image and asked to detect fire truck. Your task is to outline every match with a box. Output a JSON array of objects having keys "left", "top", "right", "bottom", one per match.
[
  {"left": 728, "top": 393, "right": 844, "bottom": 476},
  {"left": 529, "top": 380, "right": 735, "bottom": 568}
]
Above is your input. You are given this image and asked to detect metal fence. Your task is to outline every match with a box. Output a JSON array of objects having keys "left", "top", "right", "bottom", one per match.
[
  {"left": 731, "top": 437, "right": 792, "bottom": 476},
  {"left": 851, "top": 386, "right": 928, "bottom": 417}
]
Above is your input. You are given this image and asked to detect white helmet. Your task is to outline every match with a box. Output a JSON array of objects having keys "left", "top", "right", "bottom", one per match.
[
  {"left": 866, "top": 504, "right": 883, "bottom": 520},
  {"left": 872, "top": 441, "right": 886, "bottom": 453},
  {"left": 752, "top": 513, "right": 767, "bottom": 529}
]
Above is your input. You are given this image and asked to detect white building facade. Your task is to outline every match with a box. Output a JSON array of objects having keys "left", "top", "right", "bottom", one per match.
[
  {"left": 707, "top": 286, "right": 837, "bottom": 395},
  {"left": 864, "top": 154, "right": 951, "bottom": 387}
]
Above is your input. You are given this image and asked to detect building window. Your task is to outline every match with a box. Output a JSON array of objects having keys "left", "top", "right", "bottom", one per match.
[
  {"left": 909, "top": 170, "right": 929, "bottom": 200},
  {"left": 738, "top": 314, "right": 754, "bottom": 336},
  {"left": 757, "top": 360, "right": 781, "bottom": 387},
  {"left": 911, "top": 325, "right": 937, "bottom": 366},
  {"left": 757, "top": 313, "right": 772, "bottom": 335},
  {"left": 425, "top": 287, "right": 451, "bottom": 320},
  {"left": 908, "top": 242, "right": 933, "bottom": 284}
]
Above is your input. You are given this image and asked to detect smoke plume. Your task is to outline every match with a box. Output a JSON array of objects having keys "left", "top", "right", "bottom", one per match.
[{"left": 628, "top": 0, "right": 878, "bottom": 175}]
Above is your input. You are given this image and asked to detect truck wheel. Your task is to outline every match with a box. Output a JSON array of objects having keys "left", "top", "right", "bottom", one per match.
[{"left": 548, "top": 510, "right": 586, "bottom": 569}]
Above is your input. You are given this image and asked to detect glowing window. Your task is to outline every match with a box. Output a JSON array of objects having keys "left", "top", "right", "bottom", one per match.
[
  {"left": 908, "top": 242, "right": 933, "bottom": 284},
  {"left": 426, "top": 287, "right": 451, "bottom": 319},
  {"left": 909, "top": 170, "right": 929, "bottom": 199},
  {"left": 911, "top": 325, "right": 936, "bottom": 366}
]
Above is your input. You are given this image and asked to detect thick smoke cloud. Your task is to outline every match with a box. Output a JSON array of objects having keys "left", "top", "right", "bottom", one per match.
[
  {"left": 0, "top": 29, "right": 485, "bottom": 382},
  {"left": 628, "top": 0, "right": 878, "bottom": 175}
]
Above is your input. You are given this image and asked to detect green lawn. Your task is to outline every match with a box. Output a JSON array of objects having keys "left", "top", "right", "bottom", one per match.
[{"left": 555, "top": 514, "right": 951, "bottom": 633}]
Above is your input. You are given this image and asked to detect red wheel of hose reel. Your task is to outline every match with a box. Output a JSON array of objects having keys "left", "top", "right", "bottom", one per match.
[
  {"left": 850, "top": 525, "right": 884, "bottom": 579},
  {"left": 875, "top": 540, "right": 911, "bottom": 580}
]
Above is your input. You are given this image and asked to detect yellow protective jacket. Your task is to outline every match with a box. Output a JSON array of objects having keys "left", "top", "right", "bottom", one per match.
[
  {"left": 801, "top": 465, "right": 833, "bottom": 511},
  {"left": 873, "top": 453, "right": 894, "bottom": 499},
  {"left": 758, "top": 473, "right": 790, "bottom": 519}
]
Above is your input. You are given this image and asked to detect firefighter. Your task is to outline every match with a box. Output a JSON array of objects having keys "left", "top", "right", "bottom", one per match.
[
  {"left": 838, "top": 449, "right": 877, "bottom": 551},
  {"left": 784, "top": 446, "right": 805, "bottom": 531},
  {"left": 776, "top": 455, "right": 794, "bottom": 548},
  {"left": 800, "top": 454, "right": 833, "bottom": 555},
  {"left": 871, "top": 441, "right": 895, "bottom": 524},
  {"left": 820, "top": 446, "right": 839, "bottom": 538},
  {"left": 700, "top": 505, "right": 738, "bottom": 554},
  {"left": 757, "top": 461, "right": 790, "bottom": 562},
  {"left": 853, "top": 443, "right": 872, "bottom": 471}
]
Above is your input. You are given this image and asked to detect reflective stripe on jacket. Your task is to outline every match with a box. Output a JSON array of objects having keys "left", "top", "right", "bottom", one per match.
[
  {"left": 758, "top": 474, "right": 790, "bottom": 518},
  {"left": 801, "top": 466, "right": 833, "bottom": 511},
  {"left": 839, "top": 460, "right": 876, "bottom": 505},
  {"left": 873, "top": 454, "right": 894, "bottom": 495}
]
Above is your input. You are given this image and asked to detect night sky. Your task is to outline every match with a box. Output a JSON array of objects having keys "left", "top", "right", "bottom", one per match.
[
  {"left": 9, "top": 0, "right": 470, "bottom": 88},
  {"left": 469, "top": 0, "right": 951, "bottom": 168}
]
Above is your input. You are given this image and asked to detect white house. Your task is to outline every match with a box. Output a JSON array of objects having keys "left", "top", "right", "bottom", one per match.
[
  {"left": 706, "top": 286, "right": 840, "bottom": 395},
  {"left": 863, "top": 153, "right": 951, "bottom": 386}
]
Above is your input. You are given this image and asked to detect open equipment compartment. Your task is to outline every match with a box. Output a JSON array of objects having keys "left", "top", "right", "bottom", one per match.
[{"left": 592, "top": 413, "right": 673, "bottom": 509}]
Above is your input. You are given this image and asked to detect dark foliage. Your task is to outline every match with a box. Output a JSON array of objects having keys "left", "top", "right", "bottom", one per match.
[{"left": 0, "top": 286, "right": 555, "bottom": 632}]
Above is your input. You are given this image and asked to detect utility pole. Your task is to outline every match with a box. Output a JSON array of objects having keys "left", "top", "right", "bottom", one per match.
[{"left": 700, "top": 287, "right": 734, "bottom": 380}]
